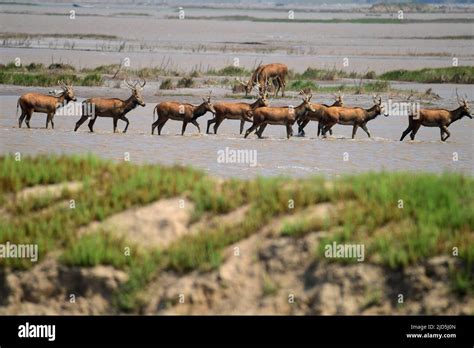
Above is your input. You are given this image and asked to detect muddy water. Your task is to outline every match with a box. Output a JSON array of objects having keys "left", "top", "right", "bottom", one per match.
[{"left": 1, "top": 91, "right": 472, "bottom": 179}]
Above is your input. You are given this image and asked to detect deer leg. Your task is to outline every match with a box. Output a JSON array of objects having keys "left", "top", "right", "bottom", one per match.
[
  {"left": 50, "top": 113, "right": 55, "bottom": 129},
  {"left": 240, "top": 119, "right": 246, "bottom": 134},
  {"left": 74, "top": 115, "right": 88, "bottom": 132},
  {"left": 286, "top": 123, "right": 293, "bottom": 139},
  {"left": 400, "top": 125, "right": 412, "bottom": 141},
  {"left": 157, "top": 118, "right": 168, "bottom": 135},
  {"left": 18, "top": 111, "right": 27, "bottom": 128},
  {"left": 361, "top": 124, "right": 371, "bottom": 138},
  {"left": 351, "top": 125, "right": 358, "bottom": 139},
  {"left": 281, "top": 77, "right": 286, "bottom": 97},
  {"left": 113, "top": 117, "right": 118, "bottom": 133},
  {"left": 120, "top": 115, "right": 130, "bottom": 133},
  {"left": 191, "top": 119, "right": 201, "bottom": 133},
  {"left": 274, "top": 78, "right": 281, "bottom": 97},
  {"left": 410, "top": 123, "right": 421, "bottom": 140},
  {"left": 206, "top": 117, "right": 216, "bottom": 134},
  {"left": 25, "top": 111, "right": 32, "bottom": 128},
  {"left": 298, "top": 118, "right": 310, "bottom": 136},
  {"left": 181, "top": 121, "right": 188, "bottom": 135},
  {"left": 322, "top": 124, "right": 334, "bottom": 138},
  {"left": 256, "top": 123, "right": 267, "bottom": 138},
  {"left": 45, "top": 112, "right": 53, "bottom": 129},
  {"left": 245, "top": 122, "right": 259, "bottom": 138},
  {"left": 88, "top": 117, "right": 97, "bottom": 132},
  {"left": 213, "top": 117, "right": 224, "bottom": 134},
  {"left": 441, "top": 126, "right": 450, "bottom": 142}
]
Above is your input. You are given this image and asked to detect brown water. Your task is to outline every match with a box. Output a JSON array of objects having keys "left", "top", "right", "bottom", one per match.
[{"left": 1, "top": 87, "right": 472, "bottom": 179}]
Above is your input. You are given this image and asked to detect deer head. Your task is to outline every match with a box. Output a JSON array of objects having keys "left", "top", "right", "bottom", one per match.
[
  {"left": 124, "top": 79, "right": 146, "bottom": 107},
  {"left": 456, "top": 89, "right": 472, "bottom": 119},
  {"left": 334, "top": 90, "right": 344, "bottom": 106},
  {"left": 299, "top": 90, "right": 315, "bottom": 113},
  {"left": 58, "top": 80, "right": 77, "bottom": 102},
  {"left": 372, "top": 94, "right": 388, "bottom": 117},
  {"left": 200, "top": 90, "right": 216, "bottom": 114}
]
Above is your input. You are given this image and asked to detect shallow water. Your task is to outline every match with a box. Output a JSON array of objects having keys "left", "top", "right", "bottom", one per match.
[{"left": 1, "top": 94, "right": 472, "bottom": 179}]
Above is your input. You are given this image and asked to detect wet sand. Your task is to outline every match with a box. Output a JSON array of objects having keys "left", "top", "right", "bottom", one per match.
[{"left": 0, "top": 4, "right": 473, "bottom": 73}]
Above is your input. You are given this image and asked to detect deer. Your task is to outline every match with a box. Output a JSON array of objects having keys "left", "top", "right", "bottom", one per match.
[
  {"left": 206, "top": 87, "right": 268, "bottom": 135},
  {"left": 297, "top": 91, "right": 344, "bottom": 137},
  {"left": 17, "top": 80, "right": 76, "bottom": 129},
  {"left": 400, "top": 91, "right": 471, "bottom": 142},
  {"left": 237, "top": 63, "right": 288, "bottom": 97},
  {"left": 244, "top": 90, "right": 315, "bottom": 139},
  {"left": 320, "top": 95, "right": 388, "bottom": 139},
  {"left": 151, "top": 91, "right": 216, "bottom": 135},
  {"left": 74, "top": 79, "right": 146, "bottom": 133}
]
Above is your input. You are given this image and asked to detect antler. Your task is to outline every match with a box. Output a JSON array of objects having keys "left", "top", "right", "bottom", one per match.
[
  {"left": 58, "top": 80, "right": 67, "bottom": 89},
  {"left": 455, "top": 88, "right": 467, "bottom": 105},
  {"left": 139, "top": 78, "right": 146, "bottom": 88},
  {"left": 299, "top": 89, "right": 312, "bottom": 102}
]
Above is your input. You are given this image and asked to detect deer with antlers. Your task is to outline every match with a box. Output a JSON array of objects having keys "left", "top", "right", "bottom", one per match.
[
  {"left": 237, "top": 63, "right": 288, "bottom": 97},
  {"left": 74, "top": 79, "right": 146, "bottom": 133},
  {"left": 297, "top": 91, "right": 344, "bottom": 137},
  {"left": 151, "top": 91, "right": 216, "bottom": 135},
  {"left": 206, "top": 87, "right": 268, "bottom": 135},
  {"left": 244, "top": 90, "right": 315, "bottom": 139},
  {"left": 400, "top": 91, "right": 471, "bottom": 142},
  {"left": 320, "top": 95, "right": 388, "bottom": 139},
  {"left": 17, "top": 80, "right": 76, "bottom": 129}
]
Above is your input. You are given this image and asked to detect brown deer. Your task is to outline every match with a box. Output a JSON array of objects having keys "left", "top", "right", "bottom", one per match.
[
  {"left": 206, "top": 88, "right": 268, "bottom": 134},
  {"left": 151, "top": 91, "right": 216, "bottom": 135},
  {"left": 400, "top": 92, "right": 471, "bottom": 142},
  {"left": 320, "top": 95, "right": 388, "bottom": 139},
  {"left": 238, "top": 63, "right": 288, "bottom": 97},
  {"left": 74, "top": 79, "right": 146, "bottom": 133},
  {"left": 297, "top": 91, "right": 344, "bottom": 137},
  {"left": 244, "top": 90, "right": 315, "bottom": 139},
  {"left": 17, "top": 81, "right": 76, "bottom": 129}
]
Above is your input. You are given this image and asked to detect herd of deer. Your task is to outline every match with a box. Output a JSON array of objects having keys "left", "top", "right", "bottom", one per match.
[{"left": 15, "top": 63, "right": 471, "bottom": 141}]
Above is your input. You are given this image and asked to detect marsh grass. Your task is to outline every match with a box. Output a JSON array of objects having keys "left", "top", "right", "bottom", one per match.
[{"left": 379, "top": 66, "right": 474, "bottom": 84}]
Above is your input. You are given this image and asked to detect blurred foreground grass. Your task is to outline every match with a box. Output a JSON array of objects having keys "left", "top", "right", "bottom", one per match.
[{"left": 0, "top": 154, "right": 472, "bottom": 310}]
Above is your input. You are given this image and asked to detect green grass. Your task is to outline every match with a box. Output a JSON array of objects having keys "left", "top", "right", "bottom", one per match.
[
  {"left": 206, "top": 65, "right": 250, "bottom": 76},
  {"left": 287, "top": 80, "right": 391, "bottom": 93},
  {"left": 379, "top": 66, "right": 474, "bottom": 84},
  {"left": 0, "top": 154, "right": 472, "bottom": 309},
  {"left": 0, "top": 71, "right": 102, "bottom": 87},
  {"left": 60, "top": 231, "right": 134, "bottom": 269}
]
